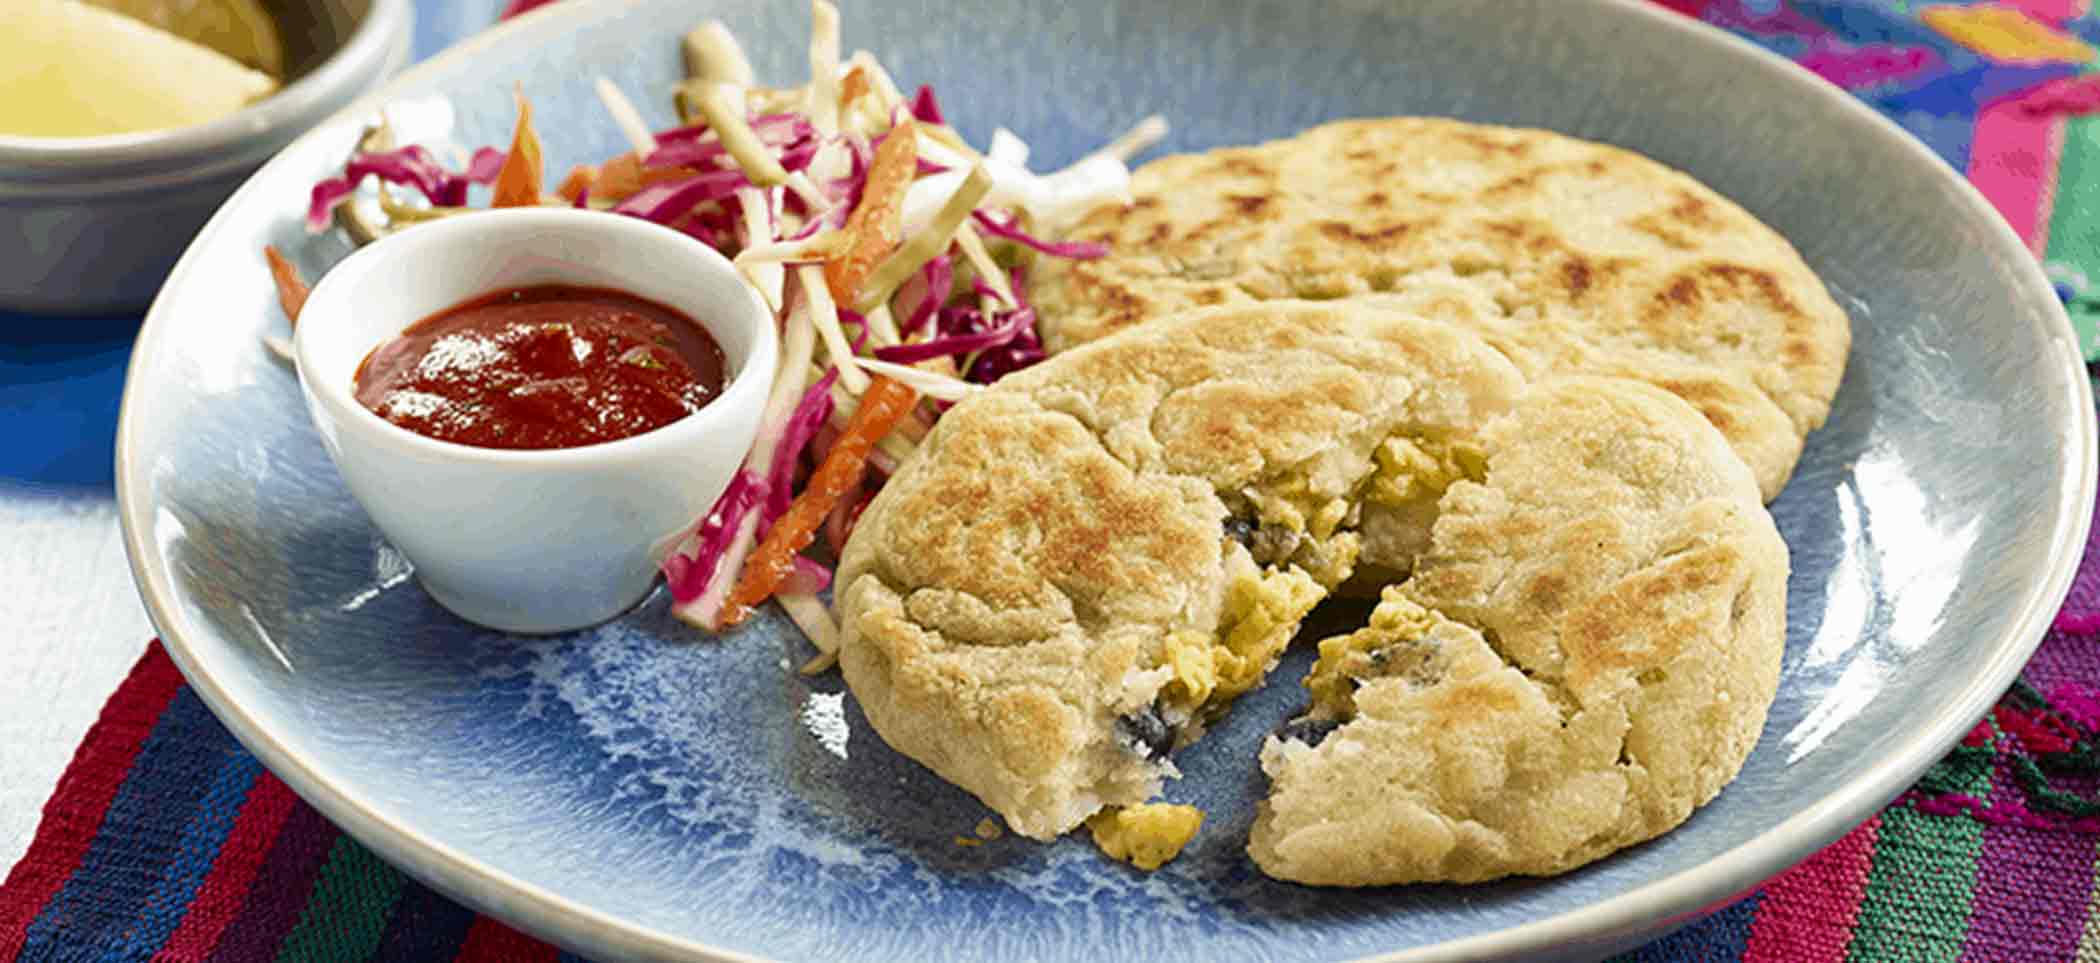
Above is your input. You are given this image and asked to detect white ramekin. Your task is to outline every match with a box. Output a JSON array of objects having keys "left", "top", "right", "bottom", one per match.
[{"left": 294, "top": 208, "right": 777, "bottom": 633}]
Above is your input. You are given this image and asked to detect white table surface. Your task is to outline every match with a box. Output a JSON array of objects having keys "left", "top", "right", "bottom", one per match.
[{"left": 0, "top": 493, "right": 153, "bottom": 872}]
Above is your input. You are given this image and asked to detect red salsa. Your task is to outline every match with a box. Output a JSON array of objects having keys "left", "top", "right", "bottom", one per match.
[{"left": 354, "top": 285, "right": 728, "bottom": 450}]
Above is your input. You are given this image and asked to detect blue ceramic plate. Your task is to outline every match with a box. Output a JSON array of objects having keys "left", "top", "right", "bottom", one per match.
[{"left": 118, "top": 1, "right": 2097, "bottom": 959}]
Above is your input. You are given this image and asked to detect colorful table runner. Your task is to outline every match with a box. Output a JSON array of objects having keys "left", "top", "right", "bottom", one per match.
[
  {"left": 6, "top": 1, "right": 2100, "bottom": 959},
  {"left": 1670, "top": 0, "right": 2100, "bottom": 360}
]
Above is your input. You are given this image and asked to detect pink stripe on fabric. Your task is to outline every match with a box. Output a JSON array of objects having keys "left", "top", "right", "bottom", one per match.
[
  {"left": 1968, "top": 0, "right": 2082, "bottom": 253},
  {"left": 2006, "top": 0, "right": 2085, "bottom": 22},
  {"left": 1741, "top": 817, "right": 1882, "bottom": 963},
  {"left": 2057, "top": 611, "right": 2100, "bottom": 634},
  {"left": 2049, "top": 681, "right": 2100, "bottom": 730},
  {"left": 1969, "top": 100, "right": 2066, "bottom": 257}
]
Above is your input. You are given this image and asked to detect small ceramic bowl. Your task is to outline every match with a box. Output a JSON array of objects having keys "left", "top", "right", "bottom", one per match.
[
  {"left": 0, "top": 0, "right": 413, "bottom": 316},
  {"left": 293, "top": 208, "right": 778, "bottom": 633}
]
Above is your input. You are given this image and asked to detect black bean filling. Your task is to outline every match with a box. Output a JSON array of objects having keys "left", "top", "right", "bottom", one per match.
[
  {"left": 1116, "top": 705, "right": 1176, "bottom": 761},
  {"left": 1274, "top": 716, "right": 1340, "bottom": 748},
  {"left": 1221, "top": 515, "right": 1304, "bottom": 566},
  {"left": 1347, "top": 647, "right": 1392, "bottom": 691}
]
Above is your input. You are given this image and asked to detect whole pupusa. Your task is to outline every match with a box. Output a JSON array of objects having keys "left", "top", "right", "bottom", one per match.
[
  {"left": 833, "top": 300, "right": 1788, "bottom": 883},
  {"left": 1030, "top": 117, "right": 1851, "bottom": 504}
]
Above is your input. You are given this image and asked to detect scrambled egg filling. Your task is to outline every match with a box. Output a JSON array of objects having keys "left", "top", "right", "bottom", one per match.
[
  {"left": 1158, "top": 564, "right": 1325, "bottom": 720},
  {"left": 1304, "top": 588, "right": 1449, "bottom": 720},
  {"left": 1246, "top": 474, "right": 1353, "bottom": 543},
  {"left": 1283, "top": 529, "right": 1360, "bottom": 588},
  {"left": 1137, "top": 433, "right": 1483, "bottom": 776},
  {"left": 1087, "top": 803, "right": 1205, "bottom": 871},
  {"left": 1153, "top": 431, "right": 1476, "bottom": 726},
  {"left": 1158, "top": 630, "right": 1220, "bottom": 711},
  {"left": 1083, "top": 432, "right": 1495, "bottom": 870},
  {"left": 1365, "top": 435, "right": 1488, "bottom": 510}
]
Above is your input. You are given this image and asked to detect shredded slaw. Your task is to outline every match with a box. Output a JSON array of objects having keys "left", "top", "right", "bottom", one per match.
[{"left": 292, "top": 3, "right": 1164, "bottom": 641}]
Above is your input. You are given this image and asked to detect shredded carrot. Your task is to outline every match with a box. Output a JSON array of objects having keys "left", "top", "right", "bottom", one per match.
[
  {"left": 597, "top": 153, "right": 643, "bottom": 196},
  {"left": 263, "top": 246, "right": 309, "bottom": 325},
  {"left": 823, "top": 118, "right": 916, "bottom": 305},
  {"left": 491, "top": 88, "right": 544, "bottom": 208},
  {"left": 599, "top": 153, "right": 650, "bottom": 197},
  {"left": 839, "top": 65, "right": 870, "bottom": 110},
  {"left": 722, "top": 375, "right": 919, "bottom": 626},
  {"left": 592, "top": 152, "right": 700, "bottom": 201},
  {"left": 822, "top": 480, "right": 871, "bottom": 558},
  {"left": 555, "top": 163, "right": 596, "bottom": 203}
]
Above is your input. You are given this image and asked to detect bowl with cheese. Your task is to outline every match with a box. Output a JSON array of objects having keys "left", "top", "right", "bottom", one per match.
[{"left": 0, "top": 0, "right": 411, "bottom": 315}]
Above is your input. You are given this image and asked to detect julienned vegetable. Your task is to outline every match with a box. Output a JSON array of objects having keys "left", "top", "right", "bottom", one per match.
[
  {"left": 289, "top": 2, "right": 1167, "bottom": 638},
  {"left": 307, "top": 144, "right": 505, "bottom": 230},
  {"left": 720, "top": 374, "right": 920, "bottom": 628},
  {"left": 972, "top": 210, "right": 1110, "bottom": 260},
  {"left": 262, "top": 246, "right": 309, "bottom": 325},
  {"left": 490, "top": 88, "right": 543, "bottom": 208},
  {"left": 854, "top": 165, "right": 994, "bottom": 314},
  {"left": 824, "top": 117, "right": 916, "bottom": 306}
]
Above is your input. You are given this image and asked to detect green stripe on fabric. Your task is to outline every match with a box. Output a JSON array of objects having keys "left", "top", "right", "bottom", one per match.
[
  {"left": 1844, "top": 807, "right": 1986, "bottom": 962},
  {"left": 270, "top": 836, "right": 405, "bottom": 963},
  {"left": 1844, "top": 726, "right": 1995, "bottom": 963},
  {"left": 2042, "top": 113, "right": 2100, "bottom": 360},
  {"left": 1913, "top": 742, "right": 1995, "bottom": 799}
]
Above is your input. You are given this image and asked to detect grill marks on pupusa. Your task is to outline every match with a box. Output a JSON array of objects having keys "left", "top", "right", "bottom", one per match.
[{"left": 1030, "top": 117, "right": 1851, "bottom": 502}]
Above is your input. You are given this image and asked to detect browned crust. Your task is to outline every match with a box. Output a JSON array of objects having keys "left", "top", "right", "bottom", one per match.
[{"left": 1030, "top": 117, "right": 1852, "bottom": 500}]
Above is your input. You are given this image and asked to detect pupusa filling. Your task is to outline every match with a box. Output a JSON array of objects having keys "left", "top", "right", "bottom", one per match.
[
  {"left": 1111, "top": 427, "right": 1490, "bottom": 759},
  {"left": 1089, "top": 426, "right": 1491, "bottom": 868}
]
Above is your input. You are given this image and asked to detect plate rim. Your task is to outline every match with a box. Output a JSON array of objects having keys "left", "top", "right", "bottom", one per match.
[{"left": 114, "top": 1, "right": 2100, "bottom": 960}]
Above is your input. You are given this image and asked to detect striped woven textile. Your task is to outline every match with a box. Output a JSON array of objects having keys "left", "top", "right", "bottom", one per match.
[
  {"left": 0, "top": 644, "right": 588, "bottom": 962},
  {"left": 7, "top": 0, "right": 2100, "bottom": 959}
]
